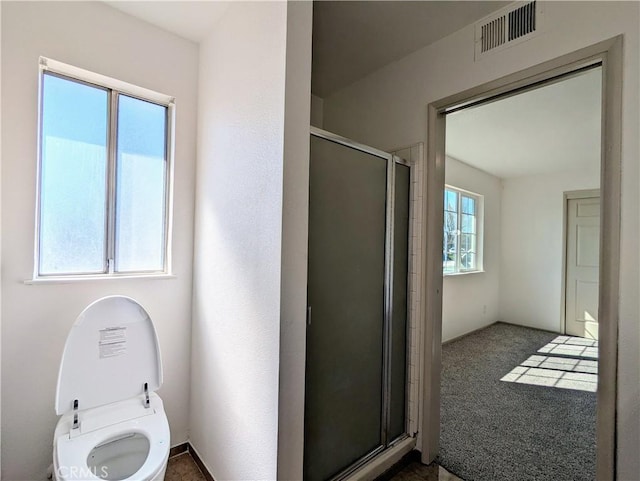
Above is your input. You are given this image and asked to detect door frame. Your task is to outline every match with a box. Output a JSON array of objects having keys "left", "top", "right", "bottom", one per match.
[
  {"left": 561, "top": 189, "right": 601, "bottom": 335},
  {"left": 421, "top": 36, "right": 622, "bottom": 481}
]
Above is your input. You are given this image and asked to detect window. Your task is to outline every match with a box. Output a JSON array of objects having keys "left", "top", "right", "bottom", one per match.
[
  {"left": 443, "top": 186, "right": 481, "bottom": 274},
  {"left": 36, "top": 58, "right": 174, "bottom": 278}
]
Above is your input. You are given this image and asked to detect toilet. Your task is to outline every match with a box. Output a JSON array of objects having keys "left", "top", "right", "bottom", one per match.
[{"left": 52, "top": 296, "right": 170, "bottom": 481}]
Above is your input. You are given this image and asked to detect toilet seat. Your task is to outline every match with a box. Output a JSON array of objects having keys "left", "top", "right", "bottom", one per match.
[
  {"left": 55, "top": 296, "right": 163, "bottom": 416},
  {"left": 53, "top": 297, "right": 170, "bottom": 481},
  {"left": 54, "top": 394, "right": 169, "bottom": 481}
]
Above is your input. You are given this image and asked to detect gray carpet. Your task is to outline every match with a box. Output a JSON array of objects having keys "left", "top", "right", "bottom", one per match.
[{"left": 438, "top": 322, "right": 596, "bottom": 481}]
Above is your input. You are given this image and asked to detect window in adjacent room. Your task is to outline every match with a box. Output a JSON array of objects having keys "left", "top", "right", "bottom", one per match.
[
  {"left": 443, "top": 186, "right": 482, "bottom": 275},
  {"left": 35, "top": 58, "right": 174, "bottom": 278}
]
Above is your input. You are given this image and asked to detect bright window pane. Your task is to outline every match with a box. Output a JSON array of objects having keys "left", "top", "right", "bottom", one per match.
[
  {"left": 461, "top": 195, "right": 475, "bottom": 214},
  {"left": 443, "top": 244, "right": 457, "bottom": 273},
  {"left": 445, "top": 211, "right": 458, "bottom": 232},
  {"left": 460, "top": 233, "right": 469, "bottom": 252},
  {"left": 445, "top": 189, "right": 458, "bottom": 212},
  {"left": 443, "top": 187, "right": 481, "bottom": 274},
  {"left": 461, "top": 213, "right": 476, "bottom": 234},
  {"left": 115, "top": 95, "right": 167, "bottom": 272},
  {"left": 460, "top": 230, "right": 476, "bottom": 270},
  {"left": 443, "top": 219, "right": 457, "bottom": 273},
  {"left": 39, "top": 74, "right": 108, "bottom": 275},
  {"left": 461, "top": 252, "right": 476, "bottom": 270}
]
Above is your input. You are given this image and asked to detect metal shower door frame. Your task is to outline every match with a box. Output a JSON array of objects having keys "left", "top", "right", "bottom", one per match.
[{"left": 308, "top": 127, "right": 411, "bottom": 481}]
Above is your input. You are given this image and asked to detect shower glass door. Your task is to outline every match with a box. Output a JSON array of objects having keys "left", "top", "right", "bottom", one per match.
[{"left": 304, "top": 130, "right": 410, "bottom": 481}]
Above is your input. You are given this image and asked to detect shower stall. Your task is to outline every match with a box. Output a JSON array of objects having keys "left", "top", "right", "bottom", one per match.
[{"left": 304, "top": 128, "right": 412, "bottom": 480}]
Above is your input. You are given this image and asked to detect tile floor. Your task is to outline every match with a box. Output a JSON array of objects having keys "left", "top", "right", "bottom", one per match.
[
  {"left": 165, "top": 452, "right": 206, "bottom": 481},
  {"left": 390, "top": 462, "right": 463, "bottom": 481},
  {"left": 164, "top": 452, "right": 463, "bottom": 481}
]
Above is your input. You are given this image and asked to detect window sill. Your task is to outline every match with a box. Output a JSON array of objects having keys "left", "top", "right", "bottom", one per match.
[
  {"left": 24, "top": 273, "right": 176, "bottom": 285},
  {"left": 443, "top": 270, "right": 485, "bottom": 278}
]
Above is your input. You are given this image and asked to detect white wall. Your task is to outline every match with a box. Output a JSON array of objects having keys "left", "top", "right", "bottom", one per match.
[
  {"left": 500, "top": 168, "right": 600, "bottom": 332},
  {"left": 442, "top": 156, "right": 501, "bottom": 342},
  {"left": 323, "top": 2, "right": 639, "bottom": 477},
  {"left": 191, "top": 2, "right": 311, "bottom": 479},
  {"left": 0, "top": 3, "right": 198, "bottom": 480}
]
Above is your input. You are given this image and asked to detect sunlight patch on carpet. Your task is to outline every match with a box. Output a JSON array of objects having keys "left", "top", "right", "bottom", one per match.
[{"left": 501, "top": 336, "right": 599, "bottom": 392}]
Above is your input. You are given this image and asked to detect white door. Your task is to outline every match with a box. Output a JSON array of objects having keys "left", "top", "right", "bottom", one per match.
[{"left": 565, "top": 196, "right": 600, "bottom": 339}]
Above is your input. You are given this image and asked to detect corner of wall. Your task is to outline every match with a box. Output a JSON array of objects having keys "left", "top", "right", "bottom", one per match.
[
  {"left": 442, "top": 157, "right": 502, "bottom": 342},
  {"left": 277, "top": 2, "right": 312, "bottom": 479}
]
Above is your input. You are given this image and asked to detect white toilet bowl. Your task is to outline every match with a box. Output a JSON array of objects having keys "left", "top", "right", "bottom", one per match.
[
  {"left": 53, "top": 394, "right": 169, "bottom": 481},
  {"left": 52, "top": 296, "right": 170, "bottom": 481}
]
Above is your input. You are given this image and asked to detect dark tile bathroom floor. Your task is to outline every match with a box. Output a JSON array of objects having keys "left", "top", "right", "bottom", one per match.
[
  {"left": 165, "top": 452, "right": 463, "bottom": 481},
  {"left": 165, "top": 453, "right": 206, "bottom": 481},
  {"left": 390, "top": 462, "right": 464, "bottom": 481}
]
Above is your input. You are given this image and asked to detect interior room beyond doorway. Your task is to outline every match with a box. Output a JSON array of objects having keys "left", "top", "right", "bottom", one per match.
[{"left": 439, "top": 65, "right": 603, "bottom": 481}]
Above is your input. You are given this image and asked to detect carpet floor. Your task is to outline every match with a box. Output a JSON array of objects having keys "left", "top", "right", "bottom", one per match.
[{"left": 438, "top": 322, "right": 596, "bottom": 481}]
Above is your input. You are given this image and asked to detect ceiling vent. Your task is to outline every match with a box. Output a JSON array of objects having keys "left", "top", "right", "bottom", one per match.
[{"left": 475, "top": 1, "right": 544, "bottom": 60}]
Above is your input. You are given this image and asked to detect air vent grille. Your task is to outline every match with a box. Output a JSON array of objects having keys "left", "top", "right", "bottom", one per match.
[
  {"left": 481, "top": 17, "right": 506, "bottom": 53},
  {"left": 508, "top": 1, "right": 536, "bottom": 41},
  {"left": 475, "top": 1, "right": 542, "bottom": 59}
]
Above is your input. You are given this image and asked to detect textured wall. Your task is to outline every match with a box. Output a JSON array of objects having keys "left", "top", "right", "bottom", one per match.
[{"left": 191, "top": 3, "right": 290, "bottom": 479}]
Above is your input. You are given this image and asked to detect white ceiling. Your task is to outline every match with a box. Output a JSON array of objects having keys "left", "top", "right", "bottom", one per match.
[
  {"left": 446, "top": 67, "right": 602, "bottom": 179},
  {"left": 105, "top": 1, "right": 509, "bottom": 96},
  {"left": 103, "top": 1, "right": 601, "bottom": 180},
  {"left": 312, "top": 1, "right": 508, "bottom": 97},
  {"left": 106, "top": 1, "right": 230, "bottom": 43}
]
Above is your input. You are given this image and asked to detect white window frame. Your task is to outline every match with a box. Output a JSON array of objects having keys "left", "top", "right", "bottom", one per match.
[
  {"left": 32, "top": 57, "right": 176, "bottom": 281},
  {"left": 443, "top": 185, "right": 484, "bottom": 276}
]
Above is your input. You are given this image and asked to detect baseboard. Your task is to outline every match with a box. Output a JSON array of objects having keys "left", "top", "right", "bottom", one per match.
[
  {"left": 187, "top": 442, "right": 216, "bottom": 481},
  {"left": 442, "top": 321, "right": 497, "bottom": 345},
  {"left": 171, "top": 440, "right": 418, "bottom": 481},
  {"left": 495, "top": 320, "right": 562, "bottom": 335},
  {"left": 169, "top": 442, "right": 189, "bottom": 458},
  {"left": 168, "top": 441, "right": 215, "bottom": 481}
]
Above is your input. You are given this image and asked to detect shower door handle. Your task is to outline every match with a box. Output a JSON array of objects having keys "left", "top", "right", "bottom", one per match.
[{"left": 307, "top": 306, "right": 312, "bottom": 326}]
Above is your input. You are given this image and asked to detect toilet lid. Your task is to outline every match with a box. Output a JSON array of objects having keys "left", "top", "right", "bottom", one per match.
[{"left": 55, "top": 296, "right": 163, "bottom": 415}]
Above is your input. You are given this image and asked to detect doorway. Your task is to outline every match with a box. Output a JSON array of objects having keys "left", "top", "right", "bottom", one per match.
[
  {"left": 438, "top": 64, "right": 601, "bottom": 480},
  {"left": 422, "top": 37, "right": 622, "bottom": 481}
]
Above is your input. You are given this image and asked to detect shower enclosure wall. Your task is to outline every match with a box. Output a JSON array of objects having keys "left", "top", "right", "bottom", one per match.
[{"left": 304, "top": 128, "right": 412, "bottom": 481}]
